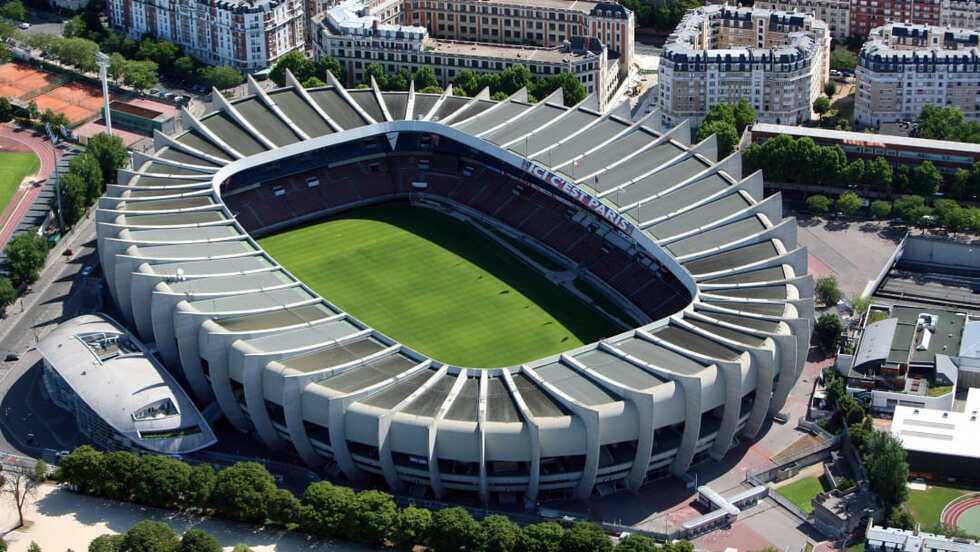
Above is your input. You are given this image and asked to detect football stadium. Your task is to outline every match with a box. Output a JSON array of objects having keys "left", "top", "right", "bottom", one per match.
[{"left": 95, "top": 70, "right": 813, "bottom": 503}]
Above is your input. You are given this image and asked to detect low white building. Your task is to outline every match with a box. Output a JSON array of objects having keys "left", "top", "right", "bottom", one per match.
[{"left": 866, "top": 523, "right": 980, "bottom": 552}]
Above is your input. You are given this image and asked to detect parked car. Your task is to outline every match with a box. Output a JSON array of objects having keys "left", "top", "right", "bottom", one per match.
[
  {"left": 18, "top": 22, "right": 30, "bottom": 30},
  {"left": 149, "top": 88, "right": 160, "bottom": 95},
  {"left": 80, "top": 265, "right": 93, "bottom": 277}
]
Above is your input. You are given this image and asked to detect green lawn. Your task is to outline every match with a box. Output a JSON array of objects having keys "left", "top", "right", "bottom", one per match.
[
  {"left": 0, "top": 151, "right": 39, "bottom": 216},
  {"left": 776, "top": 476, "right": 827, "bottom": 514},
  {"left": 259, "top": 202, "right": 622, "bottom": 367},
  {"left": 905, "top": 484, "right": 970, "bottom": 528}
]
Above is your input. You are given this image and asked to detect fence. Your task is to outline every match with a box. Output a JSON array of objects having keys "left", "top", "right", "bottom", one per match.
[{"left": 861, "top": 232, "right": 909, "bottom": 297}]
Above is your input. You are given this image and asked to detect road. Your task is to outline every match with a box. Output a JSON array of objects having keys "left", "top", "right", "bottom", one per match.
[{"left": 0, "top": 215, "right": 100, "bottom": 456}]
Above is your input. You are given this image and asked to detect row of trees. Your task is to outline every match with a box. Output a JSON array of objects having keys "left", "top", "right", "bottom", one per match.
[
  {"left": 87, "top": 522, "right": 248, "bottom": 552},
  {"left": 742, "top": 134, "right": 974, "bottom": 199},
  {"left": 805, "top": 191, "right": 980, "bottom": 232},
  {"left": 56, "top": 446, "right": 690, "bottom": 552},
  {"left": 694, "top": 99, "right": 756, "bottom": 158},
  {"left": 58, "top": 133, "right": 127, "bottom": 228}
]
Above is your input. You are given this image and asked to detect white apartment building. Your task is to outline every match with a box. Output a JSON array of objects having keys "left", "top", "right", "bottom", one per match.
[
  {"left": 107, "top": 0, "right": 305, "bottom": 72},
  {"left": 658, "top": 5, "right": 831, "bottom": 128},
  {"left": 854, "top": 23, "right": 980, "bottom": 128},
  {"left": 756, "top": 0, "right": 850, "bottom": 38},
  {"left": 314, "top": 0, "right": 620, "bottom": 108},
  {"left": 942, "top": 0, "right": 980, "bottom": 30}
]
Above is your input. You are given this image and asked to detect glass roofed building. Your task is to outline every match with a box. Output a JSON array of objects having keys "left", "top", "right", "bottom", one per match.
[{"left": 95, "top": 71, "right": 813, "bottom": 503}]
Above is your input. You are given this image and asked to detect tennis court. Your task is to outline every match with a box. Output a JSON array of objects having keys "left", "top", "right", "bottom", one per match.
[
  {"left": 34, "top": 81, "right": 111, "bottom": 124},
  {"left": 0, "top": 63, "right": 58, "bottom": 98}
]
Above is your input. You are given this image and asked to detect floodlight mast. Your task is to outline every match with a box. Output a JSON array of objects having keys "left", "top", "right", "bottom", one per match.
[{"left": 96, "top": 51, "right": 112, "bottom": 136}]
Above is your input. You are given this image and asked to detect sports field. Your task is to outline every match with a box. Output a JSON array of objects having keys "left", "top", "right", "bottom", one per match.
[
  {"left": 0, "top": 151, "right": 39, "bottom": 216},
  {"left": 259, "top": 202, "right": 622, "bottom": 367}
]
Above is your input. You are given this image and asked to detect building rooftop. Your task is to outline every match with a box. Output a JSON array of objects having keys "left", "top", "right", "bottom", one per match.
[
  {"left": 891, "top": 388, "right": 980, "bottom": 460},
  {"left": 851, "top": 305, "right": 965, "bottom": 378}
]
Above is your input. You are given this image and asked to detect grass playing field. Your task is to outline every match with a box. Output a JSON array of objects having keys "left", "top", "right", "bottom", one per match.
[
  {"left": 905, "top": 484, "right": 970, "bottom": 528},
  {"left": 775, "top": 476, "right": 827, "bottom": 514},
  {"left": 259, "top": 202, "right": 623, "bottom": 367},
  {"left": 0, "top": 151, "right": 39, "bottom": 217}
]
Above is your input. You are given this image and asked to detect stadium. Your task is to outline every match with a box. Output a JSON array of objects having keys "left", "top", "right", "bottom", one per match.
[{"left": 95, "top": 70, "right": 813, "bottom": 503}]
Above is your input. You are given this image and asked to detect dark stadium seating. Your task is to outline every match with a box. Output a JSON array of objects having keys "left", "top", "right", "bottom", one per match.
[{"left": 221, "top": 152, "right": 689, "bottom": 321}]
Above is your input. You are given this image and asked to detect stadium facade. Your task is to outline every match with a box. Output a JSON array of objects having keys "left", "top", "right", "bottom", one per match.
[{"left": 95, "top": 71, "right": 813, "bottom": 503}]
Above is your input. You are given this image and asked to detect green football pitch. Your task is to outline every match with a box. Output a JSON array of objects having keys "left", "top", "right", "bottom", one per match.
[
  {"left": 259, "top": 202, "right": 623, "bottom": 367},
  {"left": 0, "top": 151, "right": 39, "bottom": 216}
]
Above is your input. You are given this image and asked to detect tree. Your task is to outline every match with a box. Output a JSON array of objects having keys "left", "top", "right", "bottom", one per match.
[
  {"left": 174, "top": 56, "right": 196, "bottom": 80},
  {"left": 835, "top": 192, "right": 862, "bottom": 216},
  {"left": 122, "top": 60, "right": 159, "bottom": 91},
  {"left": 211, "top": 462, "right": 278, "bottom": 523},
  {"left": 58, "top": 173, "right": 90, "bottom": 227},
  {"left": 413, "top": 65, "right": 439, "bottom": 90},
  {"left": 697, "top": 119, "right": 738, "bottom": 158},
  {"left": 0, "top": 461, "right": 45, "bottom": 528},
  {"left": 54, "top": 37, "right": 100, "bottom": 72},
  {"left": 429, "top": 507, "right": 484, "bottom": 552},
  {"left": 910, "top": 161, "right": 942, "bottom": 196},
  {"left": 57, "top": 445, "right": 103, "bottom": 493},
  {"left": 348, "top": 490, "right": 398, "bottom": 544},
  {"left": 870, "top": 200, "right": 892, "bottom": 219},
  {"left": 851, "top": 295, "right": 872, "bottom": 320},
  {"left": 316, "top": 56, "right": 344, "bottom": 82},
  {"left": 813, "top": 96, "right": 832, "bottom": 120},
  {"left": 732, "top": 98, "right": 756, "bottom": 133},
  {"left": 615, "top": 534, "right": 655, "bottom": 552},
  {"left": 230, "top": 546, "right": 252, "bottom": 552},
  {"left": 843, "top": 159, "right": 864, "bottom": 187},
  {"left": 806, "top": 194, "right": 831, "bottom": 214},
  {"left": 88, "top": 535, "right": 124, "bottom": 552},
  {"left": 830, "top": 48, "right": 857, "bottom": 71},
  {"left": 68, "top": 152, "right": 105, "bottom": 206},
  {"left": 0, "top": 96, "right": 13, "bottom": 122},
  {"left": 814, "top": 313, "right": 844, "bottom": 352},
  {"left": 364, "top": 63, "right": 387, "bottom": 89},
  {"left": 824, "top": 80, "right": 837, "bottom": 97},
  {"left": 186, "top": 463, "right": 216, "bottom": 508},
  {"left": 864, "top": 430, "right": 909, "bottom": 509},
  {"left": 392, "top": 505, "right": 432, "bottom": 550},
  {"left": 199, "top": 65, "right": 243, "bottom": 90},
  {"left": 816, "top": 276, "right": 843, "bottom": 307},
  {"left": 482, "top": 514, "right": 520, "bottom": 552},
  {"left": 497, "top": 64, "right": 533, "bottom": 95},
  {"left": 136, "top": 39, "right": 180, "bottom": 74},
  {"left": 0, "top": 277, "right": 15, "bottom": 311},
  {"left": 108, "top": 52, "right": 127, "bottom": 81},
  {"left": 864, "top": 157, "right": 893, "bottom": 193},
  {"left": 560, "top": 522, "right": 612, "bottom": 552},
  {"left": 267, "top": 488, "right": 301, "bottom": 526},
  {"left": 917, "top": 105, "right": 964, "bottom": 140},
  {"left": 27, "top": 543, "right": 40, "bottom": 552},
  {"left": 419, "top": 85, "right": 444, "bottom": 94},
  {"left": 518, "top": 522, "right": 566, "bottom": 552},
  {"left": 98, "top": 450, "right": 138, "bottom": 500},
  {"left": 385, "top": 68, "right": 411, "bottom": 91},
  {"left": 270, "top": 50, "right": 315, "bottom": 87},
  {"left": 533, "top": 72, "right": 587, "bottom": 107},
  {"left": 86, "top": 133, "right": 128, "bottom": 185},
  {"left": 119, "top": 521, "right": 179, "bottom": 552},
  {"left": 299, "top": 481, "right": 355, "bottom": 538},
  {"left": 453, "top": 69, "right": 480, "bottom": 96},
  {"left": 4, "top": 231, "right": 48, "bottom": 286},
  {"left": 0, "top": 0, "right": 25, "bottom": 20},
  {"left": 302, "top": 76, "right": 325, "bottom": 88},
  {"left": 887, "top": 507, "right": 916, "bottom": 530},
  {"left": 62, "top": 15, "right": 88, "bottom": 38},
  {"left": 177, "top": 529, "right": 220, "bottom": 552},
  {"left": 130, "top": 454, "right": 191, "bottom": 508}
]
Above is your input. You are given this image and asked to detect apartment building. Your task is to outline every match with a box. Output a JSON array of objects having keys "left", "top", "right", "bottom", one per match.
[
  {"left": 107, "top": 0, "right": 305, "bottom": 72},
  {"left": 849, "top": 0, "right": 941, "bottom": 37},
  {"left": 314, "top": 0, "right": 621, "bottom": 109},
  {"left": 942, "top": 0, "right": 980, "bottom": 30},
  {"left": 658, "top": 5, "right": 831, "bottom": 128},
  {"left": 756, "top": 0, "right": 850, "bottom": 38},
  {"left": 399, "top": 0, "right": 634, "bottom": 76},
  {"left": 854, "top": 23, "right": 980, "bottom": 127}
]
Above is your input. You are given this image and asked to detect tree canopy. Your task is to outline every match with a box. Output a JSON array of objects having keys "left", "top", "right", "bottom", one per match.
[
  {"left": 864, "top": 430, "right": 909, "bottom": 508},
  {"left": 4, "top": 231, "right": 48, "bottom": 286},
  {"left": 210, "top": 462, "right": 278, "bottom": 523}
]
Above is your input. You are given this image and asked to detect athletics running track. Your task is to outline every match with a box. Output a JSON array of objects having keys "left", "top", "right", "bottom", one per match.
[
  {"left": 941, "top": 494, "right": 980, "bottom": 531},
  {"left": 0, "top": 124, "right": 60, "bottom": 249}
]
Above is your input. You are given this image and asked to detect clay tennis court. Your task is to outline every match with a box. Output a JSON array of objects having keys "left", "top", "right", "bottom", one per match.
[
  {"left": 0, "top": 63, "right": 58, "bottom": 98},
  {"left": 34, "top": 81, "right": 112, "bottom": 124},
  {"left": 0, "top": 63, "right": 111, "bottom": 124}
]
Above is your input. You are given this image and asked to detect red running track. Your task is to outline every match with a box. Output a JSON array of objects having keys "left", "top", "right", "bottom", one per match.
[
  {"left": 0, "top": 124, "right": 60, "bottom": 249},
  {"left": 941, "top": 495, "right": 980, "bottom": 527}
]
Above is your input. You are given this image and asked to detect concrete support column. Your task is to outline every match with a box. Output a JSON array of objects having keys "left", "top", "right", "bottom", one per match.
[
  {"left": 241, "top": 345, "right": 285, "bottom": 448},
  {"left": 173, "top": 307, "right": 214, "bottom": 402},
  {"left": 710, "top": 360, "right": 745, "bottom": 460}
]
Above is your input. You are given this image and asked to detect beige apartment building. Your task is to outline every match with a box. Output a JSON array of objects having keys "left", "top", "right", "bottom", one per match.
[
  {"left": 854, "top": 23, "right": 980, "bottom": 128},
  {"left": 658, "top": 5, "right": 831, "bottom": 128}
]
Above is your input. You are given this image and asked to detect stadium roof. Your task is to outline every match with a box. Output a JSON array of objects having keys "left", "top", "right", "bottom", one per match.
[
  {"left": 95, "top": 70, "right": 814, "bottom": 490},
  {"left": 36, "top": 314, "right": 216, "bottom": 454}
]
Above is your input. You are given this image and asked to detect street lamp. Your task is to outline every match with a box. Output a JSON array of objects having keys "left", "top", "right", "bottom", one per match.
[{"left": 96, "top": 51, "right": 112, "bottom": 136}]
